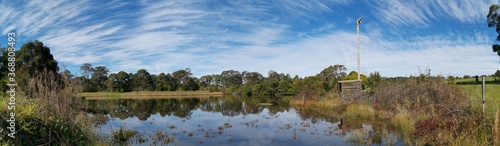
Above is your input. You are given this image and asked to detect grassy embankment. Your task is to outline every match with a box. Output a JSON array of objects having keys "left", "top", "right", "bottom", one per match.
[
  {"left": 80, "top": 91, "right": 223, "bottom": 100},
  {"left": 291, "top": 76, "right": 500, "bottom": 145}
]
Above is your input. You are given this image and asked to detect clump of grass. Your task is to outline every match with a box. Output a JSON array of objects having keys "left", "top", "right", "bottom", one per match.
[
  {"left": 343, "top": 103, "right": 375, "bottom": 119},
  {"left": 391, "top": 111, "right": 415, "bottom": 142},
  {"left": 314, "top": 98, "right": 341, "bottom": 109},
  {"left": 111, "top": 127, "right": 138, "bottom": 145},
  {"left": 494, "top": 109, "right": 500, "bottom": 145}
]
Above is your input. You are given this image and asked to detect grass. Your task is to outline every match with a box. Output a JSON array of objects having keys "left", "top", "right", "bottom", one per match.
[
  {"left": 391, "top": 111, "right": 415, "bottom": 142},
  {"left": 458, "top": 84, "right": 500, "bottom": 115},
  {"left": 455, "top": 77, "right": 499, "bottom": 84},
  {"left": 343, "top": 103, "right": 375, "bottom": 119},
  {"left": 81, "top": 90, "right": 223, "bottom": 100},
  {"left": 111, "top": 127, "right": 138, "bottom": 145}
]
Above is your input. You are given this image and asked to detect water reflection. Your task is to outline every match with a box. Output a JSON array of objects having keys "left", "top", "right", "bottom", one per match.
[
  {"left": 85, "top": 96, "right": 290, "bottom": 121},
  {"left": 84, "top": 96, "right": 402, "bottom": 145}
]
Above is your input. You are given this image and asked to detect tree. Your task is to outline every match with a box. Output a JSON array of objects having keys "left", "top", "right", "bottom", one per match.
[
  {"left": 156, "top": 73, "right": 168, "bottom": 91},
  {"left": 92, "top": 66, "right": 109, "bottom": 91},
  {"left": 106, "top": 73, "right": 118, "bottom": 92},
  {"left": 16, "top": 41, "right": 59, "bottom": 75},
  {"left": 0, "top": 48, "right": 10, "bottom": 93},
  {"left": 447, "top": 75, "right": 456, "bottom": 84},
  {"left": 115, "top": 71, "right": 132, "bottom": 92},
  {"left": 487, "top": 4, "right": 500, "bottom": 57},
  {"left": 242, "top": 71, "right": 263, "bottom": 85},
  {"left": 80, "top": 63, "right": 94, "bottom": 79},
  {"left": 132, "top": 69, "right": 154, "bottom": 91},
  {"left": 463, "top": 75, "right": 471, "bottom": 79},
  {"left": 199, "top": 75, "right": 214, "bottom": 91},
  {"left": 494, "top": 70, "right": 500, "bottom": 81},
  {"left": 368, "top": 71, "right": 382, "bottom": 88},
  {"left": 221, "top": 70, "right": 243, "bottom": 87},
  {"left": 183, "top": 77, "right": 200, "bottom": 91},
  {"left": 165, "top": 73, "right": 176, "bottom": 91},
  {"left": 60, "top": 69, "right": 74, "bottom": 79},
  {"left": 241, "top": 71, "right": 264, "bottom": 95},
  {"left": 345, "top": 71, "right": 368, "bottom": 87},
  {"left": 317, "top": 64, "right": 347, "bottom": 92},
  {"left": 172, "top": 68, "right": 192, "bottom": 90},
  {"left": 79, "top": 63, "right": 97, "bottom": 92},
  {"left": 13, "top": 41, "right": 59, "bottom": 96}
]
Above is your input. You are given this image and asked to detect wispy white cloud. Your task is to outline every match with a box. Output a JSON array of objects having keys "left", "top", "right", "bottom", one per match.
[
  {"left": 372, "top": 0, "right": 498, "bottom": 27},
  {"left": 0, "top": 0, "right": 498, "bottom": 78}
]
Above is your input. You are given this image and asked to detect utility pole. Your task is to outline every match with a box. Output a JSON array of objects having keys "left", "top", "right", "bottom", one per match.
[{"left": 356, "top": 18, "right": 362, "bottom": 81}]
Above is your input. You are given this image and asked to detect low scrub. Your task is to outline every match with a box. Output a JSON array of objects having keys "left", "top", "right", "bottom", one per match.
[
  {"left": 372, "top": 77, "right": 492, "bottom": 145},
  {"left": 373, "top": 77, "right": 470, "bottom": 115}
]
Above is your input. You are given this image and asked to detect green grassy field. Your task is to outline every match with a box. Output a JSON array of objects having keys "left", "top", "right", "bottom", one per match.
[
  {"left": 455, "top": 77, "right": 499, "bottom": 84},
  {"left": 80, "top": 91, "right": 224, "bottom": 100},
  {"left": 458, "top": 84, "right": 500, "bottom": 115}
]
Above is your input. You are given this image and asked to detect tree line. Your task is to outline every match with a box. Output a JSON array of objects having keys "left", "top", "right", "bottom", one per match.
[
  {"left": 77, "top": 63, "right": 382, "bottom": 97},
  {"left": 1, "top": 40, "right": 382, "bottom": 97}
]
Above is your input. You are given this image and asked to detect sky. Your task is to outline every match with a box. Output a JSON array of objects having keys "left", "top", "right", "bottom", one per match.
[{"left": 1, "top": 0, "right": 500, "bottom": 78}]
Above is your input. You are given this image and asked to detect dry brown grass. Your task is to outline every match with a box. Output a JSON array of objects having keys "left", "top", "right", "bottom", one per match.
[{"left": 343, "top": 103, "right": 375, "bottom": 119}]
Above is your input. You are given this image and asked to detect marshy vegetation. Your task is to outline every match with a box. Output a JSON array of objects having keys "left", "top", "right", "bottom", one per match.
[{"left": 293, "top": 75, "right": 500, "bottom": 145}]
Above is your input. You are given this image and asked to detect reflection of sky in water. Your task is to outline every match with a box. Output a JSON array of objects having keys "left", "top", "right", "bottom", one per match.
[{"left": 95, "top": 107, "right": 403, "bottom": 145}]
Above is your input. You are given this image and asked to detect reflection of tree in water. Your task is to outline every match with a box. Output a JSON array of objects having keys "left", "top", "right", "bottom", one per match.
[
  {"left": 172, "top": 98, "right": 199, "bottom": 118},
  {"left": 131, "top": 99, "right": 156, "bottom": 121},
  {"left": 84, "top": 96, "right": 290, "bottom": 123}
]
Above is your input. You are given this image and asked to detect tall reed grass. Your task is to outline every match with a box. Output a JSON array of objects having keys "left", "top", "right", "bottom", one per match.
[{"left": 0, "top": 70, "right": 98, "bottom": 145}]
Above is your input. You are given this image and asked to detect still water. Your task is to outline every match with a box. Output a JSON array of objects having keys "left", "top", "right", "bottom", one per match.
[{"left": 84, "top": 96, "right": 402, "bottom": 145}]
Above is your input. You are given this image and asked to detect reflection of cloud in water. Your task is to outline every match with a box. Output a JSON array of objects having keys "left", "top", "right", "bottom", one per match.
[{"left": 87, "top": 97, "right": 404, "bottom": 145}]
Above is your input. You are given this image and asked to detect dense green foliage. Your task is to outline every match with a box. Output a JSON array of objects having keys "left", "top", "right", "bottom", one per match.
[
  {"left": 76, "top": 64, "right": 380, "bottom": 97},
  {"left": 487, "top": 4, "right": 500, "bottom": 57},
  {"left": 0, "top": 40, "right": 59, "bottom": 96}
]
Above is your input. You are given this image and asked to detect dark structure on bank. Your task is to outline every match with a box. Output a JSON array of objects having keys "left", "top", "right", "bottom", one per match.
[{"left": 338, "top": 80, "right": 362, "bottom": 99}]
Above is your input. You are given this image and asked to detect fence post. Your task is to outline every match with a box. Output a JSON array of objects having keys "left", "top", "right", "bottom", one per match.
[{"left": 482, "top": 76, "right": 485, "bottom": 114}]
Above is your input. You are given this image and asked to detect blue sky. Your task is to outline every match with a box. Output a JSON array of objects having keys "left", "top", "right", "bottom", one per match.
[{"left": 1, "top": 0, "right": 500, "bottom": 77}]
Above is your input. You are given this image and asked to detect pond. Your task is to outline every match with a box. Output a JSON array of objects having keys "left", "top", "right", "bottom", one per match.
[{"left": 84, "top": 96, "right": 403, "bottom": 145}]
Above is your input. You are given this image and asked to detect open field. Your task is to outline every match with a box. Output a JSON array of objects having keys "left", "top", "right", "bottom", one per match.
[
  {"left": 455, "top": 77, "right": 499, "bottom": 84},
  {"left": 459, "top": 84, "right": 500, "bottom": 115},
  {"left": 80, "top": 91, "right": 224, "bottom": 100}
]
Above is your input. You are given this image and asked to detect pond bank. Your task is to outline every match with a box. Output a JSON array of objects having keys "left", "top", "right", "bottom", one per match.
[{"left": 292, "top": 77, "right": 499, "bottom": 145}]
